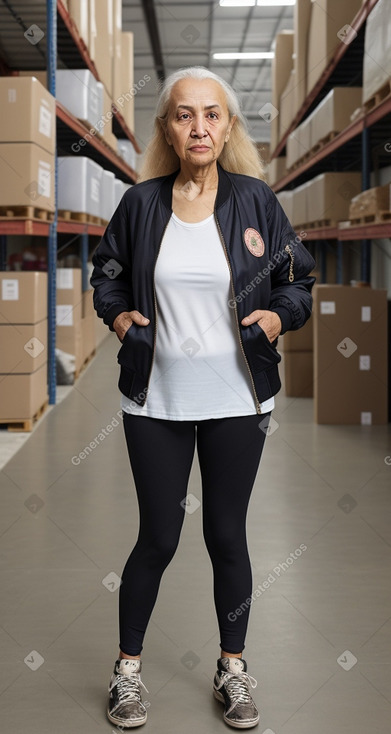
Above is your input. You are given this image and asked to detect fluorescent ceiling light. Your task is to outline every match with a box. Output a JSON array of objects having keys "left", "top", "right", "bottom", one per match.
[
  {"left": 213, "top": 51, "right": 274, "bottom": 59},
  {"left": 220, "top": 0, "right": 295, "bottom": 6}
]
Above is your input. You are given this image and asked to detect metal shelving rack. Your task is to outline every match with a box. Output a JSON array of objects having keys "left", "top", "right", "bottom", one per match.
[
  {"left": 0, "top": 0, "right": 140, "bottom": 405},
  {"left": 270, "top": 0, "right": 391, "bottom": 285}
]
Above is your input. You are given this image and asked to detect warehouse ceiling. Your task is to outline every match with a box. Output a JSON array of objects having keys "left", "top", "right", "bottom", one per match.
[{"left": 122, "top": 0, "right": 294, "bottom": 151}]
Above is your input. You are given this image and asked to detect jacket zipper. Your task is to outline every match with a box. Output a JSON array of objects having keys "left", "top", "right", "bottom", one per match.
[
  {"left": 214, "top": 212, "right": 263, "bottom": 416},
  {"left": 285, "top": 244, "right": 295, "bottom": 282},
  {"left": 143, "top": 217, "right": 171, "bottom": 405}
]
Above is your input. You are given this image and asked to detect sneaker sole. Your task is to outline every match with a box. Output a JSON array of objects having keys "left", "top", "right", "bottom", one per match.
[
  {"left": 213, "top": 688, "right": 259, "bottom": 729},
  {"left": 106, "top": 707, "right": 147, "bottom": 728}
]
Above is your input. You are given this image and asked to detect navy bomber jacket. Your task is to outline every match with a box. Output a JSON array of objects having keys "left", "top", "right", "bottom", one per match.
[{"left": 90, "top": 162, "right": 316, "bottom": 414}]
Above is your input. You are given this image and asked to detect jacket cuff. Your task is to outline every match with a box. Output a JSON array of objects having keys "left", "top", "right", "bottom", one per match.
[
  {"left": 104, "top": 303, "right": 131, "bottom": 331},
  {"left": 270, "top": 305, "right": 293, "bottom": 335}
]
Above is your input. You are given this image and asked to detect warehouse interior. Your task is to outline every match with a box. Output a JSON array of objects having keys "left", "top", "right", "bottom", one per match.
[{"left": 0, "top": 1, "right": 390, "bottom": 732}]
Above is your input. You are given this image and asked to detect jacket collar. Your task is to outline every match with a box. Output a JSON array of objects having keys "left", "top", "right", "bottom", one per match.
[{"left": 160, "top": 160, "right": 232, "bottom": 212}]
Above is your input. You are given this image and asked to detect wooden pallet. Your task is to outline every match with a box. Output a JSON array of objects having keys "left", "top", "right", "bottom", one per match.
[
  {"left": 347, "top": 211, "right": 391, "bottom": 226},
  {"left": 0, "top": 205, "right": 54, "bottom": 221},
  {"left": 311, "top": 131, "right": 339, "bottom": 155},
  {"left": 58, "top": 210, "right": 108, "bottom": 227},
  {"left": 363, "top": 79, "right": 391, "bottom": 114},
  {"left": 74, "top": 349, "right": 96, "bottom": 380},
  {"left": 303, "top": 219, "right": 338, "bottom": 230},
  {"left": 0, "top": 399, "right": 49, "bottom": 433}
]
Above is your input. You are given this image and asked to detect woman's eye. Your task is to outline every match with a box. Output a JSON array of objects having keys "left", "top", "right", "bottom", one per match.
[
  {"left": 178, "top": 113, "right": 190, "bottom": 120},
  {"left": 208, "top": 112, "right": 218, "bottom": 119}
]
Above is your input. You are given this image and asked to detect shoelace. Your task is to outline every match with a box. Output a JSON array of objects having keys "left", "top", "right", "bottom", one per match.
[
  {"left": 216, "top": 670, "right": 258, "bottom": 715},
  {"left": 109, "top": 672, "right": 149, "bottom": 713}
]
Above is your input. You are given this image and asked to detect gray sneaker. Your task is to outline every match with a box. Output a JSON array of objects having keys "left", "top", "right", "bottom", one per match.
[
  {"left": 107, "top": 658, "right": 148, "bottom": 728},
  {"left": 213, "top": 656, "right": 259, "bottom": 728}
]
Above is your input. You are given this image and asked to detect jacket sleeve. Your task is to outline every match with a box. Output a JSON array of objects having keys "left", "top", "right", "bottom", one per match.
[
  {"left": 266, "top": 187, "right": 317, "bottom": 335},
  {"left": 89, "top": 194, "right": 134, "bottom": 331}
]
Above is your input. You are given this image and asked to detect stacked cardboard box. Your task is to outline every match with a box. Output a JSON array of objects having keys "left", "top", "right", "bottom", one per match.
[
  {"left": 313, "top": 285, "right": 388, "bottom": 424},
  {"left": 308, "top": 172, "right": 362, "bottom": 224},
  {"left": 280, "top": 316, "right": 314, "bottom": 398},
  {"left": 311, "top": 87, "right": 362, "bottom": 148},
  {"left": 0, "top": 273, "right": 48, "bottom": 421},
  {"left": 293, "top": 0, "right": 312, "bottom": 113},
  {"left": 362, "top": 0, "right": 391, "bottom": 105},
  {"left": 56, "top": 268, "right": 83, "bottom": 378},
  {"left": 270, "top": 30, "right": 294, "bottom": 154},
  {"left": 349, "top": 184, "right": 391, "bottom": 221},
  {"left": 0, "top": 77, "right": 55, "bottom": 212},
  {"left": 267, "top": 156, "right": 287, "bottom": 187},
  {"left": 306, "top": 0, "right": 362, "bottom": 93},
  {"left": 88, "top": 0, "right": 113, "bottom": 97}
]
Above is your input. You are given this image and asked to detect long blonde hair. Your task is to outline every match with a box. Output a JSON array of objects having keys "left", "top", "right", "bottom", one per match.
[{"left": 137, "top": 66, "right": 266, "bottom": 182}]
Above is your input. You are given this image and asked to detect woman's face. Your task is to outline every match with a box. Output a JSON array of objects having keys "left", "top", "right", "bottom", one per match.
[{"left": 164, "top": 78, "right": 236, "bottom": 168}]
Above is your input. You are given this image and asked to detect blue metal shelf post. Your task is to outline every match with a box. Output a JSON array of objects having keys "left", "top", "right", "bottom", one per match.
[{"left": 47, "top": 0, "right": 57, "bottom": 404}]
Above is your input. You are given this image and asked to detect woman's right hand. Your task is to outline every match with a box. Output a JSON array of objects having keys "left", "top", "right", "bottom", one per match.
[{"left": 113, "top": 310, "right": 150, "bottom": 342}]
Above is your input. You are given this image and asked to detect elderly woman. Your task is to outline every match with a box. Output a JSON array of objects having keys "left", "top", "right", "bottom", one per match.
[{"left": 91, "top": 65, "right": 316, "bottom": 729}]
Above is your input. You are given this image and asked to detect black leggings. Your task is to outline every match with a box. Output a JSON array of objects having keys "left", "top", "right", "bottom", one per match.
[{"left": 119, "top": 411, "right": 271, "bottom": 656}]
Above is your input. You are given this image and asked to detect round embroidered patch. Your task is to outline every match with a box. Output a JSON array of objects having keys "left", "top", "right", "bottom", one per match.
[{"left": 244, "top": 228, "right": 265, "bottom": 257}]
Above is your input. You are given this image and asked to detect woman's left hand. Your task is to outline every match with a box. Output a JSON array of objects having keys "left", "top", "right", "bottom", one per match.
[{"left": 241, "top": 310, "right": 282, "bottom": 342}]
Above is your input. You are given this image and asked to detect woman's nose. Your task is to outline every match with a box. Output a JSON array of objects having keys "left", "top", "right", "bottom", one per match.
[{"left": 191, "top": 115, "right": 207, "bottom": 137}]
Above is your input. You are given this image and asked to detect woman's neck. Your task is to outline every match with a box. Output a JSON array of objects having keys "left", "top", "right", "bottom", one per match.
[{"left": 174, "top": 161, "right": 219, "bottom": 194}]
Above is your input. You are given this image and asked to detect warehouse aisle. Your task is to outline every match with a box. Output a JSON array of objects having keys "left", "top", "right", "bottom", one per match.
[{"left": 1, "top": 335, "right": 390, "bottom": 734}]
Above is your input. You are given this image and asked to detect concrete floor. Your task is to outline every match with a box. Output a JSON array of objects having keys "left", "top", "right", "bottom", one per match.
[{"left": 0, "top": 333, "right": 390, "bottom": 734}]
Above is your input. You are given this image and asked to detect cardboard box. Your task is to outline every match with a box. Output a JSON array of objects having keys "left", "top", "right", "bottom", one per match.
[
  {"left": 88, "top": 0, "right": 113, "bottom": 96},
  {"left": 291, "top": 182, "right": 309, "bottom": 227},
  {"left": 68, "top": 0, "right": 89, "bottom": 42},
  {"left": 267, "top": 156, "right": 287, "bottom": 186},
  {"left": 307, "top": 0, "right": 362, "bottom": 94},
  {"left": 308, "top": 172, "right": 362, "bottom": 223},
  {"left": 0, "top": 77, "right": 55, "bottom": 154},
  {"left": 349, "top": 184, "right": 391, "bottom": 220},
  {"left": 120, "top": 31, "right": 135, "bottom": 131},
  {"left": 18, "top": 70, "right": 48, "bottom": 89},
  {"left": 313, "top": 284, "right": 388, "bottom": 424},
  {"left": 279, "top": 315, "right": 314, "bottom": 352},
  {"left": 293, "top": 0, "right": 312, "bottom": 113},
  {"left": 0, "top": 272, "right": 47, "bottom": 324},
  {"left": 0, "top": 318, "right": 47, "bottom": 373},
  {"left": 280, "top": 70, "right": 296, "bottom": 141},
  {"left": 271, "top": 30, "right": 294, "bottom": 151},
  {"left": 363, "top": 0, "right": 391, "bottom": 104},
  {"left": 286, "top": 130, "right": 299, "bottom": 169},
  {"left": 0, "top": 143, "right": 54, "bottom": 211},
  {"left": 0, "top": 362, "right": 48, "bottom": 421},
  {"left": 276, "top": 191, "right": 294, "bottom": 223},
  {"left": 283, "top": 351, "right": 313, "bottom": 397},
  {"left": 112, "top": 0, "right": 122, "bottom": 104},
  {"left": 56, "top": 268, "right": 82, "bottom": 325},
  {"left": 311, "top": 87, "right": 362, "bottom": 147}
]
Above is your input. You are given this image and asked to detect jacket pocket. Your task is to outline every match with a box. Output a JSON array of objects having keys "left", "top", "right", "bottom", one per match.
[{"left": 249, "top": 322, "right": 281, "bottom": 373}]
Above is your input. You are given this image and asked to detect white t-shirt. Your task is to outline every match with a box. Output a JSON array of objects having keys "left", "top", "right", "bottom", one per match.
[{"left": 121, "top": 212, "right": 275, "bottom": 420}]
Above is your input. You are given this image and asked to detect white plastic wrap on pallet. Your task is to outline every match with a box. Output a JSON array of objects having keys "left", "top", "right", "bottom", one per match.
[
  {"left": 117, "top": 139, "right": 136, "bottom": 170},
  {"left": 56, "top": 69, "right": 102, "bottom": 129},
  {"left": 101, "top": 170, "right": 116, "bottom": 221},
  {"left": 58, "top": 157, "right": 103, "bottom": 218}
]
